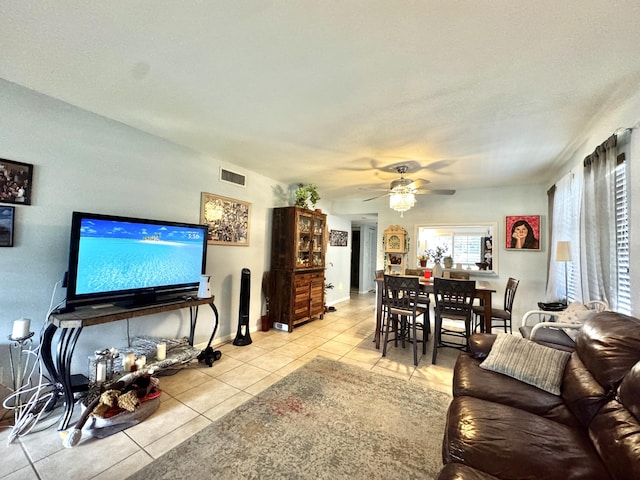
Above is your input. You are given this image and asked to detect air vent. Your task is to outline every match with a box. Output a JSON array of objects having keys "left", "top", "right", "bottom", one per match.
[{"left": 220, "top": 168, "right": 246, "bottom": 187}]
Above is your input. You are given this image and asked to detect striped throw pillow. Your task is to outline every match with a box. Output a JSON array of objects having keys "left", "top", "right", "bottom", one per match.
[{"left": 480, "top": 333, "right": 571, "bottom": 395}]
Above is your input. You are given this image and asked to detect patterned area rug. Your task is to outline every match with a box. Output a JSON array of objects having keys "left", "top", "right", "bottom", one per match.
[{"left": 127, "top": 357, "right": 452, "bottom": 480}]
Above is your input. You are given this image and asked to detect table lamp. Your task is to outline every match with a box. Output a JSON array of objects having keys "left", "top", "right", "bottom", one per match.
[{"left": 556, "top": 241, "right": 571, "bottom": 305}]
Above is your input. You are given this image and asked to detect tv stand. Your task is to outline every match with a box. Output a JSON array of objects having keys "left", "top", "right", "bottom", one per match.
[{"left": 42, "top": 296, "right": 218, "bottom": 430}]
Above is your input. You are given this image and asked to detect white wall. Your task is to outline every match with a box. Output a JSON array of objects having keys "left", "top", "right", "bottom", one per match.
[
  {"left": 324, "top": 213, "right": 351, "bottom": 305},
  {"left": 0, "top": 80, "right": 290, "bottom": 383}
]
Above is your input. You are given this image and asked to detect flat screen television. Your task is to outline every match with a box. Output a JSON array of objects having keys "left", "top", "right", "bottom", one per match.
[{"left": 65, "top": 211, "right": 208, "bottom": 309}]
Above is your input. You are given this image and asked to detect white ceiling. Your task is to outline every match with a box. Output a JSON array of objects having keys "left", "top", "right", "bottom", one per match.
[{"left": 2, "top": 2, "right": 640, "bottom": 203}]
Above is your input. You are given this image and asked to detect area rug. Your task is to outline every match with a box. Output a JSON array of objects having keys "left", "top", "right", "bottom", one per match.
[{"left": 127, "top": 357, "right": 452, "bottom": 480}]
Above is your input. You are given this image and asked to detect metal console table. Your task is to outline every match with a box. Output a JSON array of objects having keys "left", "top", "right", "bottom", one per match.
[{"left": 42, "top": 296, "right": 218, "bottom": 430}]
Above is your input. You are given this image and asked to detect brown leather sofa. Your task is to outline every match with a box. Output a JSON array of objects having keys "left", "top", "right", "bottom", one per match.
[{"left": 436, "top": 311, "right": 640, "bottom": 480}]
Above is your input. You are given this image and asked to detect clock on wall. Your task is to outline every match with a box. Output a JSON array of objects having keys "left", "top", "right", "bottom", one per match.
[{"left": 384, "top": 225, "right": 407, "bottom": 253}]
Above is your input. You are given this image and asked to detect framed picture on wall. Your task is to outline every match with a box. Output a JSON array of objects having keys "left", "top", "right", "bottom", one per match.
[
  {"left": 0, "top": 159, "right": 33, "bottom": 205},
  {"left": 505, "top": 215, "right": 540, "bottom": 250},
  {"left": 0, "top": 206, "right": 15, "bottom": 247},
  {"left": 200, "top": 192, "right": 251, "bottom": 246},
  {"left": 329, "top": 230, "right": 348, "bottom": 247}
]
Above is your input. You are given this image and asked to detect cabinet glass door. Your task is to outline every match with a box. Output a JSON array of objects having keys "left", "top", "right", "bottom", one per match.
[
  {"left": 312, "top": 216, "right": 325, "bottom": 267},
  {"left": 296, "top": 212, "right": 312, "bottom": 267}
]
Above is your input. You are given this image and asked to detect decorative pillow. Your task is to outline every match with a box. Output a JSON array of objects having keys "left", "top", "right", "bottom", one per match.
[
  {"left": 557, "top": 301, "right": 592, "bottom": 324},
  {"left": 557, "top": 302, "right": 593, "bottom": 340},
  {"left": 480, "top": 333, "right": 571, "bottom": 395}
]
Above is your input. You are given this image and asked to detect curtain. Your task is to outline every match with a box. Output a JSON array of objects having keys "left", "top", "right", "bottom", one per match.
[
  {"left": 546, "top": 170, "right": 582, "bottom": 302},
  {"left": 581, "top": 134, "right": 618, "bottom": 308}
]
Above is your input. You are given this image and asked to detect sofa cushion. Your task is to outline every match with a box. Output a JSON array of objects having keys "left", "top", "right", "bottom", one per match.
[
  {"left": 454, "top": 353, "right": 580, "bottom": 428},
  {"left": 436, "top": 463, "right": 500, "bottom": 480},
  {"left": 443, "top": 396, "right": 612, "bottom": 480},
  {"left": 588, "top": 397, "right": 640, "bottom": 480},
  {"left": 480, "top": 334, "right": 571, "bottom": 395},
  {"left": 561, "top": 352, "right": 609, "bottom": 427},
  {"left": 618, "top": 360, "right": 640, "bottom": 421},
  {"left": 576, "top": 312, "right": 640, "bottom": 391}
]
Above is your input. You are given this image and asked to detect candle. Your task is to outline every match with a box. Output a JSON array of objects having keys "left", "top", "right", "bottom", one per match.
[
  {"left": 156, "top": 343, "right": 166, "bottom": 361},
  {"left": 135, "top": 356, "right": 146, "bottom": 369},
  {"left": 96, "top": 362, "right": 107, "bottom": 383},
  {"left": 11, "top": 318, "right": 31, "bottom": 339},
  {"left": 123, "top": 351, "right": 135, "bottom": 372}
]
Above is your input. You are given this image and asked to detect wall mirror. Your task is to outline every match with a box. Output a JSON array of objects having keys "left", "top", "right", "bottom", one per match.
[{"left": 415, "top": 223, "right": 497, "bottom": 274}]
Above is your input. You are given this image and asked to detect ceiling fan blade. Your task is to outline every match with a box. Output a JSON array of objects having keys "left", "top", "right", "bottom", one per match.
[
  {"left": 363, "top": 193, "right": 389, "bottom": 202},
  {"left": 415, "top": 189, "right": 456, "bottom": 195},
  {"left": 406, "top": 178, "right": 430, "bottom": 190}
]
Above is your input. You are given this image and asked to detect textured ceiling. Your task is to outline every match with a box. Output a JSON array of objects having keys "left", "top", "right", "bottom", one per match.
[{"left": 2, "top": 2, "right": 640, "bottom": 202}]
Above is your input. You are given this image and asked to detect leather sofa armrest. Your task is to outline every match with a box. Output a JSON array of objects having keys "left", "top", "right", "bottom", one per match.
[{"left": 469, "top": 333, "right": 497, "bottom": 360}]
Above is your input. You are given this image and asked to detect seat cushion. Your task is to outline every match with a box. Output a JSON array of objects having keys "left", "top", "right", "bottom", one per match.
[
  {"left": 454, "top": 353, "right": 581, "bottom": 428},
  {"left": 519, "top": 325, "right": 575, "bottom": 351},
  {"left": 443, "top": 396, "right": 612, "bottom": 480}
]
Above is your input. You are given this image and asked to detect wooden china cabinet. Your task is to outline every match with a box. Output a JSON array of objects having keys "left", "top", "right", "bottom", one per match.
[{"left": 269, "top": 206, "right": 327, "bottom": 332}]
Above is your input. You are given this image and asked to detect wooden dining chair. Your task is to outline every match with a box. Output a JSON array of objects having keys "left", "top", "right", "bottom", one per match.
[
  {"left": 432, "top": 278, "right": 476, "bottom": 364},
  {"left": 381, "top": 275, "right": 429, "bottom": 366},
  {"left": 473, "top": 277, "right": 519, "bottom": 333}
]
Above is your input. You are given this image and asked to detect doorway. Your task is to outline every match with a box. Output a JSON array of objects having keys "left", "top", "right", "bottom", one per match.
[{"left": 350, "top": 229, "right": 360, "bottom": 289}]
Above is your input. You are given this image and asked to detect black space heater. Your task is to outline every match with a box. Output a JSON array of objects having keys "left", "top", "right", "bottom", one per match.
[{"left": 233, "top": 268, "right": 252, "bottom": 346}]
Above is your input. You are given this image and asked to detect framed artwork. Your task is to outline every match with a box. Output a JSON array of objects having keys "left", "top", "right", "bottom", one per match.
[
  {"left": 0, "top": 206, "right": 15, "bottom": 247},
  {"left": 0, "top": 159, "right": 33, "bottom": 205},
  {"left": 200, "top": 192, "right": 251, "bottom": 246},
  {"left": 505, "top": 215, "right": 540, "bottom": 250},
  {"left": 329, "top": 230, "right": 348, "bottom": 247}
]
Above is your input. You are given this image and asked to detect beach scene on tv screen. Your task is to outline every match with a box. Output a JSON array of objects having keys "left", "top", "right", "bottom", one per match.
[{"left": 76, "top": 219, "right": 204, "bottom": 295}]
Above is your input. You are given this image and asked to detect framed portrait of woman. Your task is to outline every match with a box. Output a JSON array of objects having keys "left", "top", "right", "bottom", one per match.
[{"left": 505, "top": 215, "right": 540, "bottom": 250}]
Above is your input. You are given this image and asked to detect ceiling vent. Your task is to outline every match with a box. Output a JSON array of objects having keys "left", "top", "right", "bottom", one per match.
[{"left": 220, "top": 168, "right": 246, "bottom": 187}]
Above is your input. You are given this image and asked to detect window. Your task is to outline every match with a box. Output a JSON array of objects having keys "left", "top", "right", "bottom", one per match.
[
  {"left": 615, "top": 154, "right": 631, "bottom": 314},
  {"left": 416, "top": 224, "right": 496, "bottom": 272}
]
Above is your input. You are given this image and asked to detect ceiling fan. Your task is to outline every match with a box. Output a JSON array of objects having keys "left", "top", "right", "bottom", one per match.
[
  {"left": 363, "top": 165, "right": 455, "bottom": 216},
  {"left": 363, "top": 165, "right": 456, "bottom": 200}
]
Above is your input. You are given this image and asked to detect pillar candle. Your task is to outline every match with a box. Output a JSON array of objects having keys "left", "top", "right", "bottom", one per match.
[
  {"left": 135, "top": 356, "right": 146, "bottom": 369},
  {"left": 123, "top": 351, "right": 135, "bottom": 372},
  {"left": 11, "top": 318, "right": 31, "bottom": 339},
  {"left": 156, "top": 342, "right": 166, "bottom": 361},
  {"left": 96, "top": 362, "right": 107, "bottom": 383}
]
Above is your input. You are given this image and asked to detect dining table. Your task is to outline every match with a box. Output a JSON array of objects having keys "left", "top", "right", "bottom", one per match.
[{"left": 374, "top": 276, "right": 497, "bottom": 350}]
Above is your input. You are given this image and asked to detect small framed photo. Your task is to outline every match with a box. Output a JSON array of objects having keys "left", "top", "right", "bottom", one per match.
[
  {"left": 0, "top": 159, "right": 33, "bottom": 205},
  {"left": 329, "top": 230, "right": 348, "bottom": 247},
  {"left": 200, "top": 192, "right": 251, "bottom": 246},
  {"left": 0, "top": 206, "right": 15, "bottom": 247},
  {"left": 506, "top": 215, "right": 540, "bottom": 250}
]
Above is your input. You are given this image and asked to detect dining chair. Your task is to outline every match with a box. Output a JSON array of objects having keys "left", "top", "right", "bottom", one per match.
[
  {"left": 432, "top": 278, "right": 476, "bottom": 364},
  {"left": 381, "top": 275, "right": 429, "bottom": 366},
  {"left": 402, "top": 269, "right": 431, "bottom": 319},
  {"left": 473, "top": 277, "right": 519, "bottom": 333}
]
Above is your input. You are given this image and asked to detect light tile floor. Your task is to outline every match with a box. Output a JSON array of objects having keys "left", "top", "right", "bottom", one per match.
[{"left": 0, "top": 291, "right": 459, "bottom": 480}]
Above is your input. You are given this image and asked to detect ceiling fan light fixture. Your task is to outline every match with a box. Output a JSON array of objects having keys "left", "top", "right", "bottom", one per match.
[{"left": 389, "top": 189, "right": 415, "bottom": 217}]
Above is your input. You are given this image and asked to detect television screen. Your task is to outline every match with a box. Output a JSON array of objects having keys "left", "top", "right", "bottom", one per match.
[{"left": 66, "top": 212, "right": 208, "bottom": 309}]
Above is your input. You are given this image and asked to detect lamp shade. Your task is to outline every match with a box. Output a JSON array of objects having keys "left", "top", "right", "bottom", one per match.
[{"left": 556, "top": 241, "right": 571, "bottom": 262}]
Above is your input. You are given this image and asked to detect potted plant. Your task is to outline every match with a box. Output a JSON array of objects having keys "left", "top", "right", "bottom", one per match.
[
  {"left": 294, "top": 184, "right": 321, "bottom": 210},
  {"left": 418, "top": 253, "right": 429, "bottom": 267},
  {"left": 324, "top": 281, "right": 335, "bottom": 312},
  {"left": 427, "top": 246, "right": 448, "bottom": 277}
]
